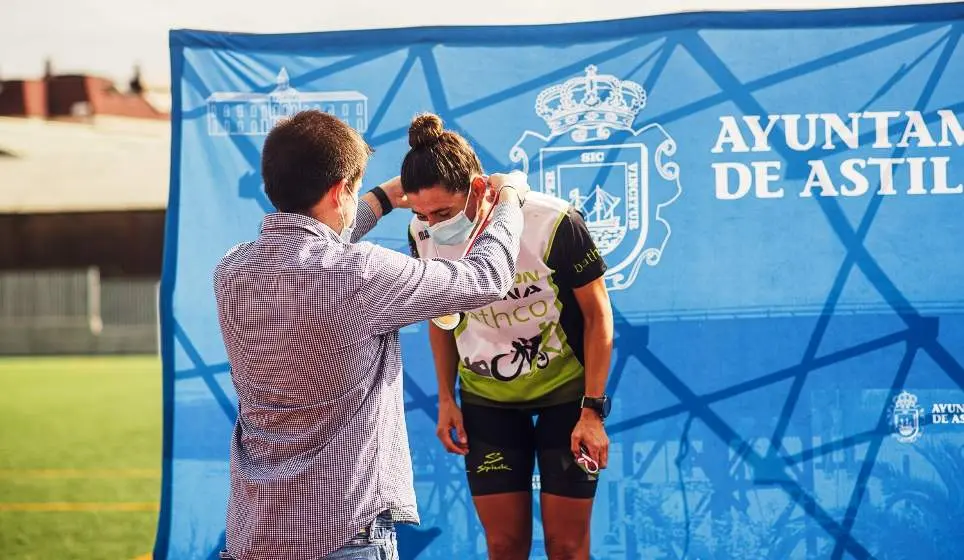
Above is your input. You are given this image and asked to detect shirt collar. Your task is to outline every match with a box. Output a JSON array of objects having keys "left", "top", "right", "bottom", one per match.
[{"left": 260, "top": 212, "right": 343, "bottom": 243}]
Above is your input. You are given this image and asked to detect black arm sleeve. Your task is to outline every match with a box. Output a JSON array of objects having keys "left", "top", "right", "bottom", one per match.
[{"left": 546, "top": 207, "right": 607, "bottom": 289}]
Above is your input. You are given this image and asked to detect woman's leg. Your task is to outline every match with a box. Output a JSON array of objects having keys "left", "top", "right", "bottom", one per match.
[
  {"left": 461, "top": 401, "right": 537, "bottom": 560},
  {"left": 535, "top": 401, "right": 598, "bottom": 560}
]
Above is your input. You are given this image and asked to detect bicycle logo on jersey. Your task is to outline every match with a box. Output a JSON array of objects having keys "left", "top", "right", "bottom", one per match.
[
  {"left": 462, "top": 322, "right": 564, "bottom": 382},
  {"left": 490, "top": 334, "right": 548, "bottom": 381}
]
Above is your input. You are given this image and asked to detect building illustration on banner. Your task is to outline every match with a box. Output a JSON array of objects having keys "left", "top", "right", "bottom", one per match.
[
  {"left": 206, "top": 68, "right": 368, "bottom": 136},
  {"left": 510, "top": 65, "right": 682, "bottom": 291}
]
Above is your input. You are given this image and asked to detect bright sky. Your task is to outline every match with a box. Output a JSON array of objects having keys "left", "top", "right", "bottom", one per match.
[{"left": 0, "top": 0, "right": 953, "bottom": 89}]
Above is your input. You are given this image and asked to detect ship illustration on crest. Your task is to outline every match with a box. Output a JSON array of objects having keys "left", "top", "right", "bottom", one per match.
[{"left": 570, "top": 186, "right": 623, "bottom": 253}]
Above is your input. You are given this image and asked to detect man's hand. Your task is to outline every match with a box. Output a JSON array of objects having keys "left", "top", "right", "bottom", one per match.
[
  {"left": 436, "top": 400, "right": 469, "bottom": 455},
  {"left": 489, "top": 170, "right": 530, "bottom": 206},
  {"left": 379, "top": 175, "right": 409, "bottom": 209},
  {"left": 571, "top": 409, "right": 609, "bottom": 469}
]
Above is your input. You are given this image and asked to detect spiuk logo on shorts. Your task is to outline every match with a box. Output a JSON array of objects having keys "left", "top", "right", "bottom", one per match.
[{"left": 476, "top": 452, "right": 512, "bottom": 473}]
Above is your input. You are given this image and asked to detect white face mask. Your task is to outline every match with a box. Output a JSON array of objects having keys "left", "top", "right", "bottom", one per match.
[{"left": 428, "top": 191, "right": 476, "bottom": 246}]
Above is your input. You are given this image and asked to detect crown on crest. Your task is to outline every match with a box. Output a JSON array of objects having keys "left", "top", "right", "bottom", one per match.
[
  {"left": 536, "top": 65, "right": 646, "bottom": 140},
  {"left": 894, "top": 391, "right": 919, "bottom": 411}
]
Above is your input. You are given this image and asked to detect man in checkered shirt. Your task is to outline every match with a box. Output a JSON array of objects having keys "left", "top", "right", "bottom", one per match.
[{"left": 213, "top": 110, "right": 529, "bottom": 560}]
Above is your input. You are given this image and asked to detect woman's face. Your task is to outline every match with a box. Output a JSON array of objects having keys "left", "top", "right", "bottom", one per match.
[{"left": 407, "top": 178, "right": 486, "bottom": 227}]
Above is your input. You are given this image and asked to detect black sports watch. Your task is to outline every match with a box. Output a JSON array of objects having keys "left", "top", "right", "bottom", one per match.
[
  {"left": 368, "top": 185, "right": 393, "bottom": 216},
  {"left": 580, "top": 395, "right": 611, "bottom": 420}
]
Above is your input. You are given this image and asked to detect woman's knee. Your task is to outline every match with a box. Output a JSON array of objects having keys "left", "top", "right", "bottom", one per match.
[
  {"left": 544, "top": 532, "right": 589, "bottom": 560},
  {"left": 486, "top": 532, "right": 531, "bottom": 560}
]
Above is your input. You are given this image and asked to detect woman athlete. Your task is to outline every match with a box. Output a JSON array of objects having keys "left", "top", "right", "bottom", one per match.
[{"left": 402, "top": 112, "right": 615, "bottom": 560}]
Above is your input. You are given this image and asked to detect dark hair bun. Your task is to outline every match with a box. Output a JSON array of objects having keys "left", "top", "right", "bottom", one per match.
[{"left": 409, "top": 113, "right": 444, "bottom": 148}]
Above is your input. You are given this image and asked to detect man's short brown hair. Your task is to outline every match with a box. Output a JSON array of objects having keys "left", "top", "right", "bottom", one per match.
[{"left": 262, "top": 110, "right": 373, "bottom": 214}]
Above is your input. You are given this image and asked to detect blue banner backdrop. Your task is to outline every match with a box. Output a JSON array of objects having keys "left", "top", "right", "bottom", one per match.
[{"left": 161, "top": 4, "right": 964, "bottom": 559}]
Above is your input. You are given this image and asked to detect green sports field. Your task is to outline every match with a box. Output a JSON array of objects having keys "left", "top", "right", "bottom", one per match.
[{"left": 0, "top": 356, "right": 162, "bottom": 559}]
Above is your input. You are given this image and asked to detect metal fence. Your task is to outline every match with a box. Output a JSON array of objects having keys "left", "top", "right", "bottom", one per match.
[{"left": 0, "top": 268, "right": 159, "bottom": 355}]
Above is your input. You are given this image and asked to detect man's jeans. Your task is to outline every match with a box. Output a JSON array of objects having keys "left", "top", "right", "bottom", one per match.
[
  {"left": 326, "top": 513, "right": 398, "bottom": 560},
  {"left": 219, "top": 511, "right": 398, "bottom": 560}
]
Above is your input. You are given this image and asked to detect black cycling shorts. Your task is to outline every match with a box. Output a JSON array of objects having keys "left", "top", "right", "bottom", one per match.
[{"left": 461, "top": 399, "right": 598, "bottom": 499}]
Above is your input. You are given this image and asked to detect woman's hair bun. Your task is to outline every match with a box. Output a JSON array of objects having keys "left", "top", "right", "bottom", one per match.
[{"left": 408, "top": 113, "right": 444, "bottom": 149}]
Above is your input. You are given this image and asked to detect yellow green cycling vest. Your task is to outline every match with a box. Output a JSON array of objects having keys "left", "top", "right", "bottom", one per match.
[{"left": 409, "top": 192, "right": 592, "bottom": 408}]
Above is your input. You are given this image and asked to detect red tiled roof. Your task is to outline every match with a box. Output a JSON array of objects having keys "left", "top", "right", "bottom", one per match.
[{"left": 0, "top": 74, "right": 167, "bottom": 120}]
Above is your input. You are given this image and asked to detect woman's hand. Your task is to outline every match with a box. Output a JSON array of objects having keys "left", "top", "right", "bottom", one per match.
[{"left": 436, "top": 400, "right": 469, "bottom": 455}]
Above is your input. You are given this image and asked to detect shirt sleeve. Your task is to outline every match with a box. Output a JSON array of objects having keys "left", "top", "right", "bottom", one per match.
[
  {"left": 349, "top": 198, "right": 379, "bottom": 243},
  {"left": 359, "top": 201, "right": 524, "bottom": 336},
  {"left": 546, "top": 206, "right": 608, "bottom": 289}
]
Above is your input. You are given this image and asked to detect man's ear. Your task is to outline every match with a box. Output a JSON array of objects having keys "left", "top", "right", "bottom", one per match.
[{"left": 328, "top": 178, "right": 350, "bottom": 207}]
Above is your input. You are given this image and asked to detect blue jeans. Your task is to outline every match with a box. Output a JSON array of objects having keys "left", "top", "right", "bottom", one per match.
[
  {"left": 219, "top": 512, "right": 398, "bottom": 560},
  {"left": 324, "top": 513, "right": 398, "bottom": 560}
]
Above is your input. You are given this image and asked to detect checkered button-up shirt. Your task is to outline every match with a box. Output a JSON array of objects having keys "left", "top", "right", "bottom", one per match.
[{"left": 213, "top": 197, "right": 523, "bottom": 560}]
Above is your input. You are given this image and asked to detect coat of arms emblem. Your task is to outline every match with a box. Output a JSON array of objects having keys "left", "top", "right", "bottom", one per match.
[
  {"left": 891, "top": 390, "right": 924, "bottom": 444},
  {"left": 509, "top": 65, "right": 682, "bottom": 291}
]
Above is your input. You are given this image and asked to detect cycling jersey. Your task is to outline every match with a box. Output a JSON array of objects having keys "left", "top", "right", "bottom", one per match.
[{"left": 408, "top": 192, "right": 607, "bottom": 408}]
